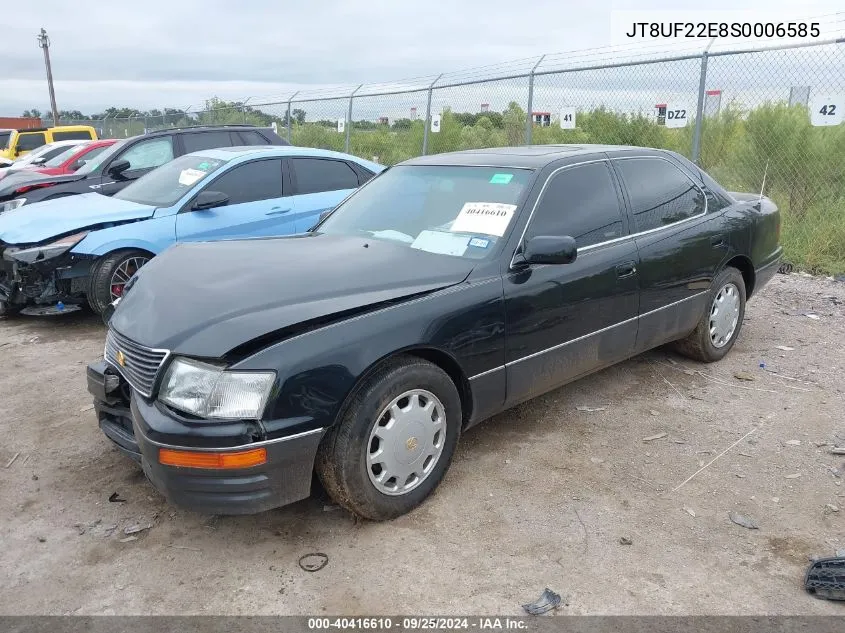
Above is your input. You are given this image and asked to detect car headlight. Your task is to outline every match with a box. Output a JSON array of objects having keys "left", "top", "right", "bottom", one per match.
[
  {"left": 0, "top": 198, "right": 25, "bottom": 214},
  {"left": 7, "top": 231, "right": 88, "bottom": 263},
  {"left": 159, "top": 357, "right": 275, "bottom": 420}
]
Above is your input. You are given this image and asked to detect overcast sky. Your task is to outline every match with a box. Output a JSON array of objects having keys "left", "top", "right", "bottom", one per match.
[{"left": 0, "top": 0, "right": 837, "bottom": 115}]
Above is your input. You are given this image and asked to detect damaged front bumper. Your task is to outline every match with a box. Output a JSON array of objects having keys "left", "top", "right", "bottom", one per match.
[
  {"left": 0, "top": 244, "right": 94, "bottom": 309},
  {"left": 87, "top": 360, "right": 325, "bottom": 515}
]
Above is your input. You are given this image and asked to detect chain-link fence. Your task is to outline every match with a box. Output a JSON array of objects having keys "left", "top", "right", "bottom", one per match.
[{"left": 49, "top": 39, "right": 845, "bottom": 274}]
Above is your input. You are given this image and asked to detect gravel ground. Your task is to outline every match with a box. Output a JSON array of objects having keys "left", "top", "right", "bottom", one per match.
[{"left": 0, "top": 273, "right": 843, "bottom": 615}]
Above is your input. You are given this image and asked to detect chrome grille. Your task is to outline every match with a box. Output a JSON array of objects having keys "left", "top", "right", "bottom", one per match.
[{"left": 104, "top": 328, "right": 169, "bottom": 398}]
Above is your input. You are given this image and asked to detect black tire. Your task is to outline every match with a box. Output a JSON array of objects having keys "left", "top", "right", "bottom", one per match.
[
  {"left": 87, "top": 249, "right": 152, "bottom": 315},
  {"left": 316, "top": 356, "right": 462, "bottom": 521},
  {"left": 673, "top": 266, "right": 746, "bottom": 363},
  {"left": 0, "top": 300, "right": 23, "bottom": 318}
]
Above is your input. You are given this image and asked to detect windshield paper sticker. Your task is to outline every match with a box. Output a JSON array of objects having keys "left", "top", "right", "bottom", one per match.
[
  {"left": 450, "top": 202, "right": 517, "bottom": 237},
  {"left": 489, "top": 173, "right": 513, "bottom": 184},
  {"left": 469, "top": 237, "right": 490, "bottom": 248},
  {"left": 411, "top": 230, "right": 470, "bottom": 256},
  {"left": 178, "top": 168, "right": 206, "bottom": 186}
]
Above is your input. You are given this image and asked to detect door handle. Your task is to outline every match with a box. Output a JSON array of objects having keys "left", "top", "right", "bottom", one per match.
[
  {"left": 265, "top": 207, "right": 291, "bottom": 216},
  {"left": 616, "top": 261, "right": 637, "bottom": 279},
  {"left": 711, "top": 235, "right": 726, "bottom": 248}
]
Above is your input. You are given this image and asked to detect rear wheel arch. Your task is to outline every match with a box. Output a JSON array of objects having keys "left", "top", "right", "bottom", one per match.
[{"left": 722, "top": 255, "right": 755, "bottom": 297}]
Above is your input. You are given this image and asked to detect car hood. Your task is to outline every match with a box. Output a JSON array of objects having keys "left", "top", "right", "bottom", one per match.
[
  {"left": 0, "top": 193, "right": 156, "bottom": 245},
  {"left": 112, "top": 233, "right": 475, "bottom": 357},
  {"left": 0, "top": 170, "right": 83, "bottom": 195}
]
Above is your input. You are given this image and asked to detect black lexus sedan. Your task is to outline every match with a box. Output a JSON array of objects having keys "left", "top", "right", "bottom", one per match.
[{"left": 87, "top": 145, "right": 782, "bottom": 520}]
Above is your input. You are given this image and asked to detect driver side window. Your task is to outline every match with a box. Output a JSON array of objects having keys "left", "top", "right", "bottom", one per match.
[
  {"left": 526, "top": 162, "right": 625, "bottom": 249},
  {"left": 118, "top": 137, "right": 174, "bottom": 171}
]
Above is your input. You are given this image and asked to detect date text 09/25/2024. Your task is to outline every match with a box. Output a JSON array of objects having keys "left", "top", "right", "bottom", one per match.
[{"left": 307, "top": 618, "right": 529, "bottom": 630}]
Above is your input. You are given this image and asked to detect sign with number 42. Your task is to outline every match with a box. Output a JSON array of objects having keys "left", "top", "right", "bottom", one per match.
[{"left": 809, "top": 96, "right": 844, "bottom": 127}]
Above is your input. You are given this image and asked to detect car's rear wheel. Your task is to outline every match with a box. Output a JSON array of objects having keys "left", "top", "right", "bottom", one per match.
[
  {"left": 87, "top": 249, "right": 151, "bottom": 315},
  {"left": 316, "top": 356, "right": 462, "bottom": 520},
  {"left": 673, "top": 266, "right": 746, "bottom": 362}
]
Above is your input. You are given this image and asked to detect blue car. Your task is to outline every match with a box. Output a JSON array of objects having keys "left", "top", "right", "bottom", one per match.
[{"left": 0, "top": 146, "right": 383, "bottom": 315}]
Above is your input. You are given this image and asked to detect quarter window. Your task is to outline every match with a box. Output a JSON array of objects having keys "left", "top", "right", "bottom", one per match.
[
  {"left": 117, "top": 137, "right": 175, "bottom": 171},
  {"left": 206, "top": 159, "right": 282, "bottom": 205},
  {"left": 52, "top": 130, "right": 95, "bottom": 141},
  {"left": 291, "top": 158, "right": 360, "bottom": 194},
  {"left": 526, "top": 162, "right": 625, "bottom": 248},
  {"left": 615, "top": 158, "right": 706, "bottom": 232}
]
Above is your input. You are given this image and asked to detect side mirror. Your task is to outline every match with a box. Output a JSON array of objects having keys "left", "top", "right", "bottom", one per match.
[
  {"left": 514, "top": 235, "right": 578, "bottom": 268},
  {"left": 31, "top": 157, "right": 47, "bottom": 165},
  {"left": 69, "top": 160, "right": 83, "bottom": 172},
  {"left": 191, "top": 190, "right": 229, "bottom": 211},
  {"left": 107, "top": 159, "right": 131, "bottom": 178}
]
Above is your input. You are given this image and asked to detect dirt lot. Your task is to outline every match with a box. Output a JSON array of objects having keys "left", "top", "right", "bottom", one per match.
[{"left": 0, "top": 273, "right": 843, "bottom": 616}]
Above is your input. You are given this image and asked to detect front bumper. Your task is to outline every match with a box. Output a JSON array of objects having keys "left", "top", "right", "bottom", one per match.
[
  {"left": 0, "top": 247, "right": 92, "bottom": 308},
  {"left": 87, "top": 360, "right": 325, "bottom": 515}
]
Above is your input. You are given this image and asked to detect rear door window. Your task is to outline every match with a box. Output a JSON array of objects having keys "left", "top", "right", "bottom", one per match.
[
  {"left": 614, "top": 158, "right": 707, "bottom": 232},
  {"left": 206, "top": 159, "right": 283, "bottom": 205},
  {"left": 237, "top": 130, "right": 271, "bottom": 145},
  {"left": 526, "top": 161, "right": 625, "bottom": 248},
  {"left": 16, "top": 132, "right": 46, "bottom": 152},
  {"left": 290, "top": 158, "right": 360, "bottom": 194},
  {"left": 181, "top": 131, "right": 236, "bottom": 153}
]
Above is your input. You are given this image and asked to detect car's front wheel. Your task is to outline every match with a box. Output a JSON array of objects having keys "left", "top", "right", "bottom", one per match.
[
  {"left": 674, "top": 266, "right": 747, "bottom": 362},
  {"left": 87, "top": 249, "right": 151, "bottom": 315},
  {"left": 316, "top": 356, "right": 462, "bottom": 520}
]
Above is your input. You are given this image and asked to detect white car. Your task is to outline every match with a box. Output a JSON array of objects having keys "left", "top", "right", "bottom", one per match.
[{"left": 0, "top": 140, "right": 85, "bottom": 170}]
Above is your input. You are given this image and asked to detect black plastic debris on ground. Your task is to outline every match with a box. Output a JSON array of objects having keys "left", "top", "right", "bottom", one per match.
[
  {"left": 108, "top": 492, "right": 125, "bottom": 503},
  {"left": 522, "top": 588, "right": 562, "bottom": 615},
  {"left": 805, "top": 557, "right": 845, "bottom": 601}
]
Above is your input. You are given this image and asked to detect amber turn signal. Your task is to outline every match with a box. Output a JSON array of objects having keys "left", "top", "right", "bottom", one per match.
[{"left": 159, "top": 447, "right": 267, "bottom": 469}]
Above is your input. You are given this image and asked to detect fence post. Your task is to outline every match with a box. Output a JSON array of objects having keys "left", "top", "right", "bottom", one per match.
[
  {"left": 286, "top": 91, "right": 299, "bottom": 142},
  {"left": 346, "top": 85, "right": 363, "bottom": 153},
  {"left": 691, "top": 50, "right": 710, "bottom": 164},
  {"left": 422, "top": 73, "right": 443, "bottom": 156},
  {"left": 525, "top": 54, "right": 545, "bottom": 145}
]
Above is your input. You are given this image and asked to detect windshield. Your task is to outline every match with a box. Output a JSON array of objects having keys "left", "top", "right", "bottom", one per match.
[
  {"left": 0, "top": 131, "right": 10, "bottom": 149},
  {"left": 44, "top": 143, "right": 91, "bottom": 167},
  {"left": 76, "top": 139, "right": 127, "bottom": 174},
  {"left": 318, "top": 165, "right": 534, "bottom": 259},
  {"left": 113, "top": 154, "right": 227, "bottom": 207}
]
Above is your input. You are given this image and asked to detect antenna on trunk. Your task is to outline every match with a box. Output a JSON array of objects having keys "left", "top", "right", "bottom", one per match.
[{"left": 759, "top": 160, "right": 769, "bottom": 201}]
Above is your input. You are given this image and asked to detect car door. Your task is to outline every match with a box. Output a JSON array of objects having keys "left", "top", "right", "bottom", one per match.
[
  {"left": 97, "top": 136, "right": 176, "bottom": 196},
  {"left": 611, "top": 155, "right": 726, "bottom": 353},
  {"left": 503, "top": 159, "right": 640, "bottom": 407},
  {"left": 175, "top": 158, "right": 292, "bottom": 242},
  {"left": 287, "top": 157, "right": 362, "bottom": 232}
]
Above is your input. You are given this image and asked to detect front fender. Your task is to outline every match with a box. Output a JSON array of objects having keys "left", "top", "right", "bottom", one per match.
[
  {"left": 70, "top": 215, "right": 177, "bottom": 256},
  {"left": 232, "top": 275, "right": 506, "bottom": 440}
]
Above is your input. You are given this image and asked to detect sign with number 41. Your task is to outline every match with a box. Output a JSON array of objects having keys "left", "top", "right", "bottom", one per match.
[{"left": 809, "top": 96, "right": 844, "bottom": 127}]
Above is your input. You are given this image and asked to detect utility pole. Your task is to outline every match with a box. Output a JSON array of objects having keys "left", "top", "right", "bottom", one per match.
[{"left": 37, "top": 28, "right": 60, "bottom": 126}]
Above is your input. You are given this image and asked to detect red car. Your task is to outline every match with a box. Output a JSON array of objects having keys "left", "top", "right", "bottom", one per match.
[{"left": 25, "top": 139, "right": 117, "bottom": 176}]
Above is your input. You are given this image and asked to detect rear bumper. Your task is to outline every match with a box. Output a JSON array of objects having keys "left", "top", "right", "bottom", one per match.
[
  {"left": 87, "top": 360, "right": 325, "bottom": 515},
  {"left": 753, "top": 246, "right": 783, "bottom": 296}
]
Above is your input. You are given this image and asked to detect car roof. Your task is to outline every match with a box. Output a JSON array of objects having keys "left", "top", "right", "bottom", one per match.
[
  {"left": 185, "top": 145, "right": 380, "bottom": 164},
  {"left": 401, "top": 144, "right": 661, "bottom": 168}
]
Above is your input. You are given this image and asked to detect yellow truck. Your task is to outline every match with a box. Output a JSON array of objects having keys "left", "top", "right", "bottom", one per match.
[{"left": 0, "top": 125, "right": 98, "bottom": 162}]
